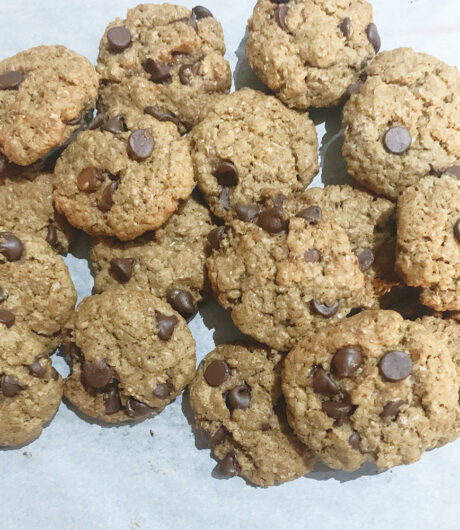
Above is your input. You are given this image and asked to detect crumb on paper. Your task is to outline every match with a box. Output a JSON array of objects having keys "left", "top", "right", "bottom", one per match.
[
  {"left": 149, "top": 430, "right": 154, "bottom": 438},
  {"left": 22, "top": 452, "right": 32, "bottom": 458}
]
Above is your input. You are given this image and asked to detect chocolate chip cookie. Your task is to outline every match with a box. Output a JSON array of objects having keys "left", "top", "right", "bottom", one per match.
[
  {"left": 282, "top": 310, "right": 457, "bottom": 471},
  {"left": 246, "top": 0, "right": 379, "bottom": 109},
  {"left": 302, "top": 185, "right": 399, "bottom": 308},
  {"left": 396, "top": 175, "right": 460, "bottom": 311},
  {"left": 0, "top": 324, "right": 63, "bottom": 447},
  {"left": 64, "top": 289, "right": 196, "bottom": 424},
  {"left": 0, "top": 163, "right": 72, "bottom": 253},
  {"left": 189, "top": 88, "right": 319, "bottom": 221},
  {"left": 343, "top": 48, "right": 460, "bottom": 198},
  {"left": 206, "top": 197, "right": 364, "bottom": 350},
  {"left": 0, "top": 232, "right": 76, "bottom": 352},
  {"left": 90, "top": 195, "right": 214, "bottom": 319},
  {"left": 53, "top": 108, "right": 194, "bottom": 241},
  {"left": 0, "top": 45, "right": 98, "bottom": 166},
  {"left": 96, "top": 3, "right": 231, "bottom": 131},
  {"left": 189, "top": 343, "right": 316, "bottom": 486}
]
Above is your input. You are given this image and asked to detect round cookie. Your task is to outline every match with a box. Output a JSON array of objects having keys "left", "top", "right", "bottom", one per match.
[
  {"left": 53, "top": 108, "right": 194, "bottom": 241},
  {"left": 282, "top": 310, "right": 458, "bottom": 471},
  {"left": 64, "top": 289, "right": 196, "bottom": 424},
  {"left": 189, "top": 88, "right": 319, "bottom": 221},
  {"left": 0, "top": 45, "right": 98, "bottom": 166},
  {"left": 189, "top": 343, "right": 316, "bottom": 486},
  {"left": 0, "top": 163, "right": 72, "bottom": 253},
  {"left": 96, "top": 3, "right": 231, "bottom": 131},
  {"left": 301, "top": 185, "right": 399, "bottom": 308},
  {"left": 0, "top": 324, "right": 63, "bottom": 447},
  {"left": 396, "top": 175, "right": 460, "bottom": 311},
  {"left": 246, "top": 0, "right": 379, "bottom": 109},
  {"left": 342, "top": 48, "right": 460, "bottom": 198},
  {"left": 0, "top": 232, "right": 76, "bottom": 352},
  {"left": 91, "top": 195, "right": 214, "bottom": 319},
  {"left": 206, "top": 196, "right": 364, "bottom": 350}
]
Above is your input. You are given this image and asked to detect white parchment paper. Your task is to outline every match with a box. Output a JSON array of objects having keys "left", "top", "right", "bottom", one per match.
[{"left": 1, "top": 1, "right": 460, "bottom": 528}]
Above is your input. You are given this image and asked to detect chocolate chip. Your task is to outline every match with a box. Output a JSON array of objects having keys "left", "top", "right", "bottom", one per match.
[
  {"left": 227, "top": 385, "right": 251, "bottom": 411},
  {"left": 77, "top": 167, "right": 104, "bottom": 192},
  {"left": 64, "top": 114, "right": 83, "bottom": 126},
  {"left": 100, "top": 115, "right": 127, "bottom": 134},
  {"left": 322, "top": 400, "right": 352, "bottom": 421},
  {"left": 192, "top": 5, "right": 214, "bottom": 19},
  {"left": 346, "top": 81, "right": 364, "bottom": 97},
  {"left": 296, "top": 205, "right": 322, "bottom": 223},
  {"left": 178, "top": 16, "right": 197, "bottom": 30},
  {"left": 213, "top": 161, "right": 239, "bottom": 187},
  {"left": 97, "top": 181, "right": 118, "bottom": 212},
  {"left": 0, "top": 70, "right": 24, "bottom": 90},
  {"left": 379, "top": 351, "right": 412, "bottom": 382},
  {"left": 125, "top": 397, "right": 153, "bottom": 418},
  {"left": 454, "top": 219, "right": 460, "bottom": 242},
  {"left": 46, "top": 224, "right": 59, "bottom": 248},
  {"left": 153, "top": 382, "right": 172, "bottom": 399},
  {"left": 217, "top": 452, "right": 240, "bottom": 477},
  {"left": 81, "top": 359, "right": 114, "bottom": 389},
  {"left": 273, "top": 194, "right": 287, "bottom": 208},
  {"left": 270, "top": 0, "right": 289, "bottom": 3},
  {"left": 0, "top": 232, "right": 24, "bottom": 261},
  {"left": 310, "top": 299, "right": 339, "bottom": 318},
  {"left": 0, "top": 288, "right": 5, "bottom": 303},
  {"left": 275, "top": 5, "right": 289, "bottom": 31},
  {"left": 220, "top": 187, "right": 231, "bottom": 210},
  {"left": 210, "top": 426, "right": 227, "bottom": 446},
  {"left": 104, "top": 388, "right": 122, "bottom": 415},
  {"left": 110, "top": 258, "right": 135, "bottom": 283},
  {"left": 383, "top": 126, "right": 411, "bottom": 154},
  {"left": 167, "top": 288, "right": 197, "bottom": 318},
  {"left": 366, "top": 23, "right": 381, "bottom": 52},
  {"left": 312, "top": 367, "right": 339, "bottom": 395},
  {"left": 332, "top": 346, "right": 362, "bottom": 378},
  {"left": 207, "top": 226, "right": 226, "bottom": 249},
  {"left": 445, "top": 166, "right": 460, "bottom": 179},
  {"left": 348, "top": 431, "right": 361, "bottom": 450},
  {"left": 128, "top": 129, "right": 155, "bottom": 160},
  {"left": 1, "top": 375, "right": 26, "bottom": 397},
  {"left": 88, "top": 112, "right": 109, "bottom": 130},
  {"left": 304, "top": 248, "right": 321, "bottom": 263},
  {"left": 144, "top": 59, "right": 171, "bottom": 83},
  {"left": 380, "top": 399, "right": 407, "bottom": 419},
  {"left": 0, "top": 309, "right": 15, "bottom": 328},
  {"left": 234, "top": 204, "right": 260, "bottom": 222},
  {"left": 204, "top": 360, "right": 229, "bottom": 387},
  {"left": 179, "top": 62, "right": 200, "bottom": 85},
  {"left": 107, "top": 26, "right": 132, "bottom": 53},
  {"left": 356, "top": 248, "right": 374, "bottom": 271},
  {"left": 26, "top": 358, "right": 46, "bottom": 378},
  {"left": 339, "top": 17, "right": 351, "bottom": 38},
  {"left": 156, "top": 312, "right": 179, "bottom": 341},
  {"left": 257, "top": 207, "right": 287, "bottom": 234},
  {"left": 144, "top": 106, "right": 181, "bottom": 128}
]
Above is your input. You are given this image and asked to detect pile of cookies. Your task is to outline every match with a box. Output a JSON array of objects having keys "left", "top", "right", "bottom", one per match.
[{"left": 1, "top": 1, "right": 459, "bottom": 488}]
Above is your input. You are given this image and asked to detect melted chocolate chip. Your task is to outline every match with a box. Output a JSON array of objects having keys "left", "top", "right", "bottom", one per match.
[
  {"left": 167, "top": 289, "right": 197, "bottom": 319},
  {"left": 107, "top": 26, "right": 132, "bottom": 53},
  {"left": 454, "top": 219, "right": 460, "bottom": 242},
  {"left": 204, "top": 360, "right": 229, "bottom": 387},
  {"left": 379, "top": 351, "right": 412, "bottom": 382},
  {"left": 153, "top": 382, "right": 172, "bottom": 399},
  {"left": 110, "top": 258, "right": 135, "bottom": 283},
  {"left": 346, "top": 81, "right": 364, "bottom": 97},
  {"left": 0, "top": 232, "right": 24, "bottom": 261},
  {"left": 207, "top": 226, "right": 226, "bottom": 249},
  {"left": 100, "top": 115, "right": 127, "bottom": 134},
  {"left": 445, "top": 166, "right": 460, "bottom": 180},
  {"left": 104, "top": 388, "right": 122, "bottom": 415},
  {"left": 192, "top": 6, "right": 214, "bottom": 19},
  {"left": 89, "top": 113, "right": 109, "bottom": 130},
  {"left": 46, "top": 224, "right": 59, "bottom": 248},
  {"left": 257, "top": 207, "right": 287, "bottom": 233},
  {"left": 348, "top": 431, "right": 361, "bottom": 450},
  {"left": 332, "top": 346, "right": 362, "bottom": 378},
  {"left": 128, "top": 129, "right": 155, "bottom": 160},
  {"left": 383, "top": 126, "right": 412, "bottom": 154},
  {"left": 77, "top": 167, "right": 104, "bottom": 192},
  {"left": 178, "top": 16, "right": 197, "bottom": 30},
  {"left": 210, "top": 426, "right": 227, "bottom": 446},
  {"left": 97, "top": 181, "right": 119, "bottom": 212},
  {"left": 227, "top": 385, "right": 251, "bottom": 411},
  {"left": 155, "top": 312, "right": 179, "bottom": 341},
  {"left": 144, "top": 106, "right": 181, "bottom": 128},
  {"left": 356, "top": 248, "right": 374, "bottom": 271},
  {"left": 213, "top": 161, "right": 239, "bottom": 187},
  {"left": 312, "top": 367, "right": 340, "bottom": 396},
  {"left": 322, "top": 400, "right": 353, "bottom": 421},
  {"left": 179, "top": 62, "right": 200, "bottom": 85},
  {"left": 296, "top": 205, "right": 322, "bottom": 223},
  {"left": 339, "top": 17, "right": 351, "bottom": 38},
  {"left": 0, "top": 70, "right": 24, "bottom": 90},
  {"left": 0, "top": 309, "right": 15, "bottom": 328},
  {"left": 310, "top": 299, "right": 339, "bottom": 318},
  {"left": 81, "top": 359, "right": 114, "bottom": 389},
  {"left": 217, "top": 452, "right": 240, "bottom": 477},
  {"left": 144, "top": 59, "right": 171, "bottom": 83},
  {"left": 304, "top": 248, "right": 321, "bottom": 263},
  {"left": 275, "top": 5, "right": 289, "bottom": 31},
  {"left": 26, "top": 358, "right": 46, "bottom": 378},
  {"left": 1, "top": 375, "right": 26, "bottom": 397},
  {"left": 220, "top": 187, "right": 232, "bottom": 210},
  {"left": 234, "top": 204, "right": 260, "bottom": 222},
  {"left": 380, "top": 399, "right": 407, "bottom": 419},
  {"left": 366, "top": 23, "right": 381, "bottom": 52},
  {"left": 125, "top": 397, "right": 153, "bottom": 418}
]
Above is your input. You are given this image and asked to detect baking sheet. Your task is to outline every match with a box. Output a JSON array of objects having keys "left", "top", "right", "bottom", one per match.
[{"left": 1, "top": 1, "right": 460, "bottom": 529}]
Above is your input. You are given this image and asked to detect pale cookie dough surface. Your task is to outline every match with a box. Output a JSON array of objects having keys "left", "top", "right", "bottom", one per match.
[
  {"left": 396, "top": 176, "right": 460, "bottom": 311},
  {"left": 189, "top": 88, "right": 319, "bottom": 221},
  {"left": 206, "top": 196, "right": 364, "bottom": 351},
  {"left": 0, "top": 163, "right": 72, "bottom": 253},
  {"left": 246, "top": 0, "right": 378, "bottom": 109},
  {"left": 96, "top": 3, "right": 231, "bottom": 130},
  {"left": 91, "top": 195, "right": 214, "bottom": 318},
  {"left": 189, "top": 343, "right": 316, "bottom": 487},
  {"left": 343, "top": 48, "right": 460, "bottom": 198},
  {"left": 0, "top": 324, "right": 63, "bottom": 447},
  {"left": 0, "top": 232, "right": 76, "bottom": 352},
  {"left": 301, "top": 185, "right": 399, "bottom": 308},
  {"left": 0, "top": 45, "right": 98, "bottom": 166},
  {"left": 419, "top": 316, "right": 460, "bottom": 444},
  {"left": 282, "top": 310, "right": 458, "bottom": 471},
  {"left": 53, "top": 109, "right": 194, "bottom": 241},
  {"left": 64, "top": 289, "right": 196, "bottom": 424}
]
